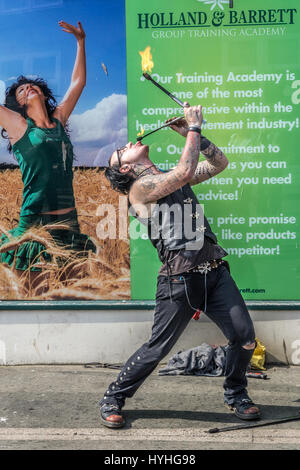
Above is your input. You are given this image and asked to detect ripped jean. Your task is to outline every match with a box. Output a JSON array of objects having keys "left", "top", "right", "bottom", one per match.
[{"left": 100, "top": 264, "right": 256, "bottom": 408}]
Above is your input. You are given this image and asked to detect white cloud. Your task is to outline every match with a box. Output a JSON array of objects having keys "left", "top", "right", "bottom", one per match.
[
  {"left": 94, "top": 142, "right": 119, "bottom": 167},
  {"left": 0, "top": 81, "right": 13, "bottom": 163},
  {"left": 0, "top": 92, "right": 129, "bottom": 166},
  {"left": 69, "top": 93, "right": 128, "bottom": 145},
  {"left": 0, "top": 80, "right": 5, "bottom": 104}
]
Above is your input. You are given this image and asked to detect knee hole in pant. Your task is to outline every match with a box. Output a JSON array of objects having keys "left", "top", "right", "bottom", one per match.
[{"left": 242, "top": 342, "right": 256, "bottom": 350}]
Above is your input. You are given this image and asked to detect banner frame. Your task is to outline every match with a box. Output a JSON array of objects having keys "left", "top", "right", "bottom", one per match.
[{"left": 0, "top": 301, "right": 299, "bottom": 310}]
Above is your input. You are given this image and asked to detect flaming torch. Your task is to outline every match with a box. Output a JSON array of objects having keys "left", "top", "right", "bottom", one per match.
[
  {"left": 137, "top": 126, "right": 145, "bottom": 139},
  {"left": 139, "top": 46, "right": 185, "bottom": 107},
  {"left": 138, "top": 46, "right": 206, "bottom": 141}
]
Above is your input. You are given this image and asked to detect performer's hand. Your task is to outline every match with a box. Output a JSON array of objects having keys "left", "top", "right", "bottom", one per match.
[
  {"left": 184, "top": 104, "right": 203, "bottom": 129},
  {"left": 165, "top": 117, "right": 189, "bottom": 137},
  {"left": 59, "top": 20, "right": 86, "bottom": 41}
]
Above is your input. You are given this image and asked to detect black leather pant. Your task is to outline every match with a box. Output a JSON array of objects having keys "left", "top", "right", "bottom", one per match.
[{"left": 100, "top": 264, "right": 256, "bottom": 408}]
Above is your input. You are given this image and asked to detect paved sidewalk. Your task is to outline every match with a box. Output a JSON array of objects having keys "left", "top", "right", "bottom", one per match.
[{"left": 0, "top": 364, "right": 299, "bottom": 450}]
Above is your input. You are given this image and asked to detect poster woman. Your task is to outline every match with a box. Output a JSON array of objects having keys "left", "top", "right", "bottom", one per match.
[{"left": 0, "top": 20, "right": 95, "bottom": 286}]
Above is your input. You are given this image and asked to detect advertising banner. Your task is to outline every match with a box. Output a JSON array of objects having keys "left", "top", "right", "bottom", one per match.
[
  {"left": 0, "top": 0, "right": 130, "bottom": 301},
  {"left": 126, "top": 0, "right": 300, "bottom": 300}
]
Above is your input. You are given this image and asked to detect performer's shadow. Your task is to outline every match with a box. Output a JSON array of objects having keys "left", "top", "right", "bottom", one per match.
[{"left": 124, "top": 404, "right": 300, "bottom": 428}]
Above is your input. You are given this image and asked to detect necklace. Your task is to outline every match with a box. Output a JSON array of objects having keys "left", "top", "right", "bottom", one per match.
[{"left": 134, "top": 164, "right": 157, "bottom": 179}]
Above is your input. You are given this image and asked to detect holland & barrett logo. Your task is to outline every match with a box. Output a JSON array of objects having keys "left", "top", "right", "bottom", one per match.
[{"left": 197, "top": 0, "right": 230, "bottom": 11}]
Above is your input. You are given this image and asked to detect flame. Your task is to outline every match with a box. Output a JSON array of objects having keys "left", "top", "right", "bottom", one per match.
[
  {"left": 139, "top": 46, "right": 154, "bottom": 73},
  {"left": 137, "top": 127, "right": 145, "bottom": 137}
]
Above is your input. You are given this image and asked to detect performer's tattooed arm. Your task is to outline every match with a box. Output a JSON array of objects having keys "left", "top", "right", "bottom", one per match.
[
  {"left": 189, "top": 141, "right": 229, "bottom": 186},
  {"left": 165, "top": 116, "right": 229, "bottom": 186},
  {"left": 131, "top": 129, "right": 201, "bottom": 204}
]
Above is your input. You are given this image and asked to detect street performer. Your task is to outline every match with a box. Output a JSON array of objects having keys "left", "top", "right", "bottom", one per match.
[{"left": 100, "top": 102, "right": 260, "bottom": 428}]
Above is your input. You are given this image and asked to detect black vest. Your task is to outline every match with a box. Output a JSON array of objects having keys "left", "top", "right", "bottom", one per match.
[{"left": 129, "top": 184, "right": 218, "bottom": 263}]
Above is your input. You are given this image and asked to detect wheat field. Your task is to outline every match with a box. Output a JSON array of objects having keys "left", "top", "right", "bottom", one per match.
[{"left": 0, "top": 168, "right": 131, "bottom": 300}]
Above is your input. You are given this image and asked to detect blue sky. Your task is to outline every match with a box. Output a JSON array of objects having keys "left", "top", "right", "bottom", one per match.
[{"left": 0, "top": 0, "right": 128, "bottom": 164}]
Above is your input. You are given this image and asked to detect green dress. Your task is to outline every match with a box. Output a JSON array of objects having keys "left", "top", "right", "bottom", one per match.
[{"left": 0, "top": 117, "right": 95, "bottom": 271}]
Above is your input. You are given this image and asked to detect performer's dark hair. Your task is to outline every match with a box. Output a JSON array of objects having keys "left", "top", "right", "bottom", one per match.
[
  {"left": 1, "top": 75, "right": 58, "bottom": 153},
  {"left": 104, "top": 163, "right": 135, "bottom": 195}
]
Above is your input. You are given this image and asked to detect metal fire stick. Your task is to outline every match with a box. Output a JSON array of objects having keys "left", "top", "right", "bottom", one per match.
[
  {"left": 206, "top": 411, "right": 300, "bottom": 434},
  {"left": 136, "top": 116, "right": 183, "bottom": 141},
  {"left": 140, "top": 72, "right": 206, "bottom": 141},
  {"left": 143, "top": 72, "right": 185, "bottom": 107}
]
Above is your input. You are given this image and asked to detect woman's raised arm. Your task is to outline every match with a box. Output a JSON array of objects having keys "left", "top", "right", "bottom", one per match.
[{"left": 53, "top": 21, "right": 86, "bottom": 126}]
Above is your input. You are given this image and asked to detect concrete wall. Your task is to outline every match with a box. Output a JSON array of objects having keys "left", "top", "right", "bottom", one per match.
[{"left": 0, "top": 308, "right": 299, "bottom": 365}]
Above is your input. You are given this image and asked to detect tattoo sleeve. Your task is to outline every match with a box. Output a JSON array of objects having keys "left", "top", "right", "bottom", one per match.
[
  {"left": 189, "top": 141, "right": 229, "bottom": 186},
  {"left": 131, "top": 131, "right": 201, "bottom": 204}
]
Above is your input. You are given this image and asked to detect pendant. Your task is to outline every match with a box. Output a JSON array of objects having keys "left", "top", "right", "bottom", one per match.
[{"left": 62, "top": 141, "right": 67, "bottom": 171}]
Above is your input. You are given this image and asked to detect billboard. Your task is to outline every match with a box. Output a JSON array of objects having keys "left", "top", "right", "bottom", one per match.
[
  {"left": 125, "top": 0, "right": 300, "bottom": 300},
  {"left": 0, "top": 0, "right": 130, "bottom": 301},
  {"left": 0, "top": 0, "right": 299, "bottom": 302}
]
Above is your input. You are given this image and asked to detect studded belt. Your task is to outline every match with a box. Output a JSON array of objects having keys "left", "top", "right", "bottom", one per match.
[{"left": 187, "top": 259, "right": 224, "bottom": 274}]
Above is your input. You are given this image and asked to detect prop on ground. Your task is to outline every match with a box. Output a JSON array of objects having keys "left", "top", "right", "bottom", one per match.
[{"left": 158, "top": 339, "right": 267, "bottom": 378}]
